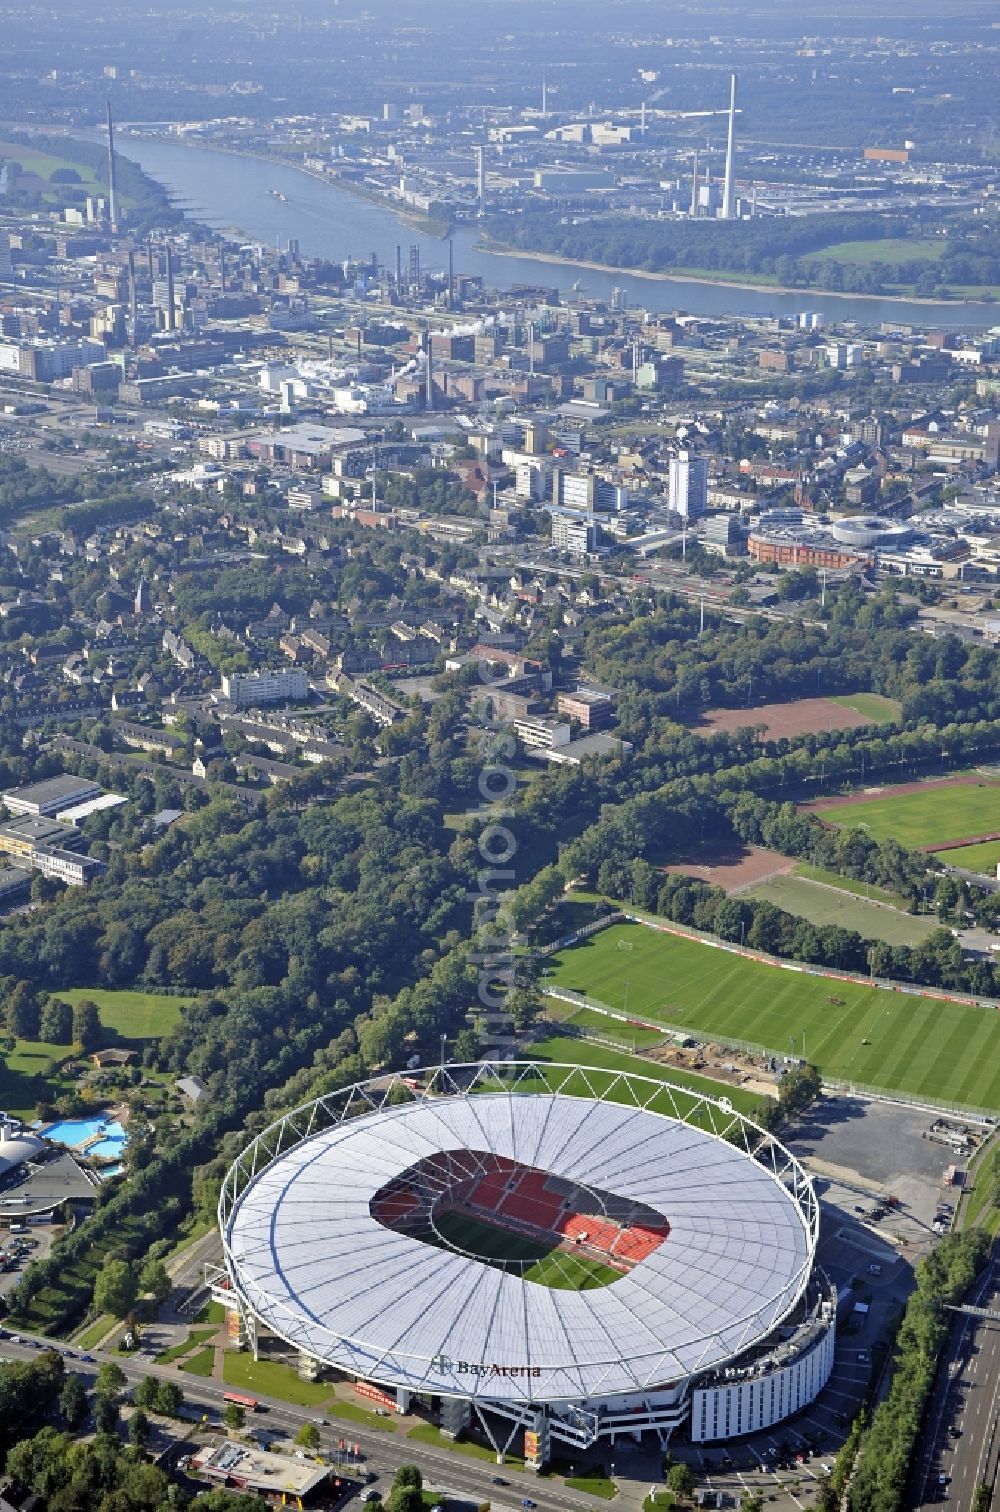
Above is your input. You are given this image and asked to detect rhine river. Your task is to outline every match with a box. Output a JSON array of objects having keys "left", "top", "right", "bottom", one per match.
[{"left": 118, "top": 136, "right": 998, "bottom": 330}]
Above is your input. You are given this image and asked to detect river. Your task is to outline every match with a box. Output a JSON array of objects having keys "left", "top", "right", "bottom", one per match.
[{"left": 119, "top": 136, "right": 998, "bottom": 330}]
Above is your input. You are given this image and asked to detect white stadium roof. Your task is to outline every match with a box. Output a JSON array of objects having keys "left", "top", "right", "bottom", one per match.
[{"left": 224, "top": 1072, "right": 816, "bottom": 1405}]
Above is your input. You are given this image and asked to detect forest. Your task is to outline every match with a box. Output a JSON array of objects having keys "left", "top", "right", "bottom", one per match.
[{"left": 488, "top": 211, "right": 1000, "bottom": 296}]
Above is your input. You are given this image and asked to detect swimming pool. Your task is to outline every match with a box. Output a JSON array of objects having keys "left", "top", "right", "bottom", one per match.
[{"left": 43, "top": 1117, "right": 128, "bottom": 1155}]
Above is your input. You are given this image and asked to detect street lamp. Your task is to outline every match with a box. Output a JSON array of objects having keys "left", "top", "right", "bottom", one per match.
[{"left": 440, "top": 1033, "right": 447, "bottom": 1069}]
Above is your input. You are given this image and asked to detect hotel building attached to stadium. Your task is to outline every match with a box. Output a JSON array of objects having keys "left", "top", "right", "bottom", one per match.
[{"left": 217, "top": 1064, "right": 836, "bottom": 1464}]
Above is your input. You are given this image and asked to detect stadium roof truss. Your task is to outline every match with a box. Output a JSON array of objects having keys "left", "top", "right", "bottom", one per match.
[{"left": 220, "top": 1062, "right": 819, "bottom": 1406}]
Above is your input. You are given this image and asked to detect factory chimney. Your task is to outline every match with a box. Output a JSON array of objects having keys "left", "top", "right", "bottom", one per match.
[
  {"left": 541, "top": 67, "right": 548, "bottom": 117},
  {"left": 722, "top": 72, "right": 737, "bottom": 220},
  {"left": 127, "top": 249, "right": 138, "bottom": 340},
  {"left": 447, "top": 237, "right": 454, "bottom": 310},
  {"left": 689, "top": 150, "right": 700, "bottom": 217},
  {"left": 475, "top": 145, "right": 486, "bottom": 216},
  {"left": 164, "top": 242, "right": 176, "bottom": 332},
  {"left": 106, "top": 100, "right": 119, "bottom": 234},
  {"left": 219, "top": 245, "right": 227, "bottom": 294},
  {"left": 424, "top": 331, "right": 435, "bottom": 411}
]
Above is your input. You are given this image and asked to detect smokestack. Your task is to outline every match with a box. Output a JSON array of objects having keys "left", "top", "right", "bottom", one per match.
[
  {"left": 219, "top": 245, "right": 227, "bottom": 293},
  {"left": 541, "top": 67, "right": 548, "bottom": 116},
  {"left": 146, "top": 239, "right": 154, "bottom": 283},
  {"left": 475, "top": 145, "right": 486, "bottom": 217},
  {"left": 106, "top": 100, "right": 119, "bottom": 234},
  {"left": 164, "top": 242, "right": 176, "bottom": 332},
  {"left": 447, "top": 237, "right": 454, "bottom": 310},
  {"left": 689, "top": 150, "right": 700, "bottom": 217},
  {"left": 640, "top": 100, "right": 647, "bottom": 137},
  {"left": 425, "top": 331, "right": 434, "bottom": 410},
  {"left": 722, "top": 72, "right": 737, "bottom": 220},
  {"left": 127, "top": 249, "right": 137, "bottom": 339}
]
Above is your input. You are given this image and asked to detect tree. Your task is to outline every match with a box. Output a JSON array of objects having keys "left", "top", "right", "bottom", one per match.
[
  {"left": 95, "top": 1359, "right": 128, "bottom": 1401},
  {"left": 72, "top": 997, "right": 102, "bottom": 1050},
  {"left": 135, "top": 1375, "right": 159, "bottom": 1410},
  {"left": 59, "top": 1371, "right": 89, "bottom": 1426},
  {"left": 387, "top": 1489, "right": 424, "bottom": 1512},
  {"left": 138, "top": 1257, "right": 171, "bottom": 1304},
  {"left": 129, "top": 1406, "right": 150, "bottom": 1448},
  {"left": 393, "top": 1466, "right": 423, "bottom": 1492},
  {"left": 155, "top": 1379, "right": 183, "bottom": 1416},
  {"left": 39, "top": 996, "right": 73, "bottom": 1044},
  {"left": 5, "top": 981, "right": 40, "bottom": 1040},
  {"left": 666, "top": 1463, "right": 696, "bottom": 1500},
  {"left": 94, "top": 1395, "right": 119, "bottom": 1433},
  {"left": 294, "top": 1422, "right": 320, "bottom": 1451},
  {"left": 93, "top": 1259, "right": 138, "bottom": 1319},
  {"left": 225, "top": 1402, "right": 248, "bottom": 1433}
]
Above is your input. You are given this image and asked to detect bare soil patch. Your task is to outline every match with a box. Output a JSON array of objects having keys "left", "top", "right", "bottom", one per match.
[{"left": 663, "top": 843, "right": 795, "bottom": 894}]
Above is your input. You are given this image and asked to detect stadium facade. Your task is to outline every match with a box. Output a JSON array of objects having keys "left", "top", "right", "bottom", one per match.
[{"left": 219, "top": 1064, "right": 835, "bottom": 1463}]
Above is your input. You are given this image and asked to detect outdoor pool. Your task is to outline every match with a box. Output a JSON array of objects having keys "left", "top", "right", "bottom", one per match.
[{"left": 43, "top": 1117, "right": 128, "bottom": 1156}]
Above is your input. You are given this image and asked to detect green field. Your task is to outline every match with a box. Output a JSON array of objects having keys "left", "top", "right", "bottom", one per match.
[
  {"left": 792, "top": 862, "right": 906, "bottom": 908},
  {"left": 527, "top": 1033, "right": 768, "bottom": 1117},
  {"left": 806, "top": 237, "right": 944, "bottom": 267},
  {"left": 221, "top": 1352, "right": 333, "bottom": 1407},
  {"left": 936, "top": 838, "right": 1000, "bottom": 876},
  {"left": 814, "top": 778, "right": 1000, "bottom": 850},
  {"left": 56, "top": 987, "right": 189, "bottom": 1040},
  {"left": 827, "top": 693, "right": 902, "bottom": 725},
  {"left": 0, "top": 139, "right": 103, "bottom": 197},
  {"left": 432, "top": 1210, "right": 620, "bottom": 1290},
  {"left": 545, "top": 922, "right": 1000, "bottom": 1110},
  {"left": 542, "top": 1001, "right": 666, "bottom": 1050},
  {"left": 180, "top": 1345, "right": 215, "bottom": 1377},
  {"left": 743, "top": 874, "right": 939, "bottom": 947}
]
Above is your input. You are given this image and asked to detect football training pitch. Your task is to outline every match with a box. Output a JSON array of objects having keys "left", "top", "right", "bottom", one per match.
[
  {"left": 431, "top": 1210, "right": 620, "bottom": 1289},
  {"left": 545, "top": 922, "right": 1000, "bottom": 1111},
  {"left": 813, "top": 776, "right": 1000, "bottom": 850}
]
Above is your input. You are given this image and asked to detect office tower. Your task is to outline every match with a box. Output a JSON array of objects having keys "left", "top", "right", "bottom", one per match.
[{"left": 669, "top": 451, "right": 708, "bottom": 521}]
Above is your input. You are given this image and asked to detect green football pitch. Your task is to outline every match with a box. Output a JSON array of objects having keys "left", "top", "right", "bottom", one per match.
[
  {"left": 545, "top": 922, "right": 1000, "bottom": 1111},
  {"left": 431, "top": 1210, "right": 620, "bottom": 1289},
  {"left": 813, "top": 778, "right": 1000, "bottom": 850}
]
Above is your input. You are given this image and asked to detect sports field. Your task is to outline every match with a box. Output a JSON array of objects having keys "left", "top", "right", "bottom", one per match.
[
  {"left": 826, "top": 693, "right": 901, "bottom": 726},
  {"left": 934, "top": 839, "right": 1000, "bottom": 876},
  {"left": 544, "top": 922, "right": 1000, "bottom": 1111},
  {"left": 813, "top": 776, "right": 1000, "bottom": 850},
  {"left": 432, "top": 1210, "right": 620, "bottom": 1289},
  {"left": 742, "top": 874, "right": 939, "bottom": 947}
]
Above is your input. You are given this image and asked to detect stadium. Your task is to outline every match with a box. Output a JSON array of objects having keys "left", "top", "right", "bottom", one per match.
[{"left": 219, "top": 1063, "right": 835, "bottom": 1462}]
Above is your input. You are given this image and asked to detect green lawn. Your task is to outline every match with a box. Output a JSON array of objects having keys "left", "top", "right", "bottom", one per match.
[
  {"left": 432, "top": 1210, "right": 620, "bottom": 1290},
  {"left": 936, "top": 838, "right": 1000, "bottom": 876},
  {"left": 826, "top": 693, "right": 902, "bottom": 725},
  {"left": 805, "top": 237, "right": 944, "bottom": 266},
  {"left": 0, "top": 139, "right": 104, "bottom": 199},
  {"left": 407, "top": 1422, "right": 524, "bottom": 1468},
  {"left": 222, "top": 1352, "right": 333, "bottom": 1407},
  {"left": 792, "top": 862, "right": 906, "bottom": 908},
  {"left": 528, "top": 1032, "right": 768, "bottom": 1117},
  {"left": 543, "top": 1000, "right": 666, "bottom": 1050},
  {"left": 180, "top": 1345, "right": 216, "bottom": 1376},
  {"left": 157, "top": 1328, "right": 217, "bottom": 1364},
  {"left": 564, "top": 1469, "right": 617, "bottom": 1500},
  {"left": 814, "top": 778, "right": 1000, "bottom": 850},
  {"left": 72, "top": 1315, "right": 118, "bottom": 1349},
  {"left": 743, "top": 874, "right": 939, "bottom": 947},
  {"left": 545, "top": 922, "right": 1000, "bottom": 1111},
  {"left": 327, "top": 1399, "right": 398, "bottom": 1431},
  {"left": 56, "top": 987, "right": 189, "bottom": 1040}
]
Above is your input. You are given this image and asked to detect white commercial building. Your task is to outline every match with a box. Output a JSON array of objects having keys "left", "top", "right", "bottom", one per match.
[
  {"left": 668, "top": 451, "right": 708, "bottom": 521},
  {"left": 220, "top": 669, "right": 309, "bottom": 708}
]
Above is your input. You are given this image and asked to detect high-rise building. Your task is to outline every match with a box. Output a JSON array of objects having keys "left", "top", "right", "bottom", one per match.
[
  {"left": 669, "top": 451, "right": 708, "bottom": 521},
  {"left": 0, "top": 236, "right": 12, "bottom": 283}
]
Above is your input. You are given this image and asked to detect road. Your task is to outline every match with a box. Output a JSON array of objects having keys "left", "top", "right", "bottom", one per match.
[
  {"left": 0, "top": 1328, "right": 626, "bottom": 1512},
  {"left": 912, "top": 1246, "right": 1000, "bottom": 1511}
]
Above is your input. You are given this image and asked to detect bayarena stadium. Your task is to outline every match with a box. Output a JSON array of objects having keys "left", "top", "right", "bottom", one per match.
[{"left": 219, "top": 1063, "right": 836, "bottom": 1464}]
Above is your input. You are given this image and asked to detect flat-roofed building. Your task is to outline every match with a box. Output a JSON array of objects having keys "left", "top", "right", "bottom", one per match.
[
  {"left": 556, "top": 689, "right": 615, "bottom": 730},
  {"left": 3, "top": 774, "right": 102, "bottom": 818}
]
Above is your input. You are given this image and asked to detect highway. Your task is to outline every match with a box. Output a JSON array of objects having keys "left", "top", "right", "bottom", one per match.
[
  {"left": 913, "top": 1246, "right": 1000, "bottom": 1511},
  {"left": 0, "top": 1328, "right": 627, "bottom": 1512}
]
